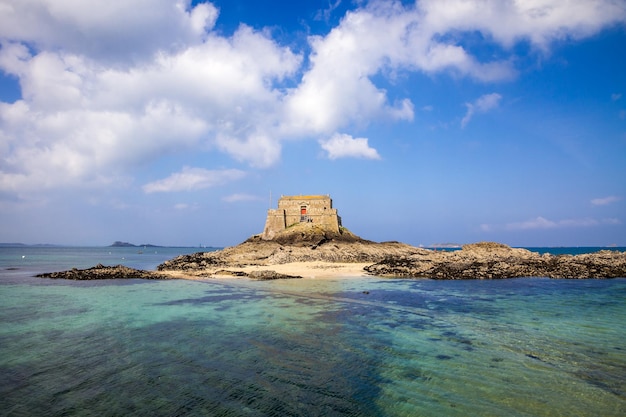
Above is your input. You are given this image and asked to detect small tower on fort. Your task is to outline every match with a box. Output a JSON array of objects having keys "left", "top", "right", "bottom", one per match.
[{"left": 262, "top": 194, "right": 342, "bottom": 240}]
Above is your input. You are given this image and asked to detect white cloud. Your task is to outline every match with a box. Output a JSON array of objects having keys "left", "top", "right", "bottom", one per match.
[
  {"left": 1, "top": 0, "right": 625, "bottom": 193},
  {"left": 461, "top": 93, "right": 502, "bottom": 128},
  {"left": 142, "top": 167, "right": 246, "bottom": 193},
  {"left": 0, "top": 0, "right": 219, "bottom": 64},
  {"left": 504, "top": 216, "right": 619, "bottom": 230},
  {"left": 316, "top": 0, "right": 343, "bottom": 22},
  {"left": 482, "top": 216, "right": 621, "bottom": 231},
  {"left": 510, "top": 216, "right": 559, "bottom": 230},
  {"left": 174, "top": 203, "right": 200, "bottom": 210},
  {"left": 0, "top": 21, "right": 300, "bottom": 192},
  {"left": 418, "top": 0, "right": 626, "bottom": 50},
  {"left": 222, "top": 193, "right": 261, "bottom": 203},
  {"left": 612, "top": 93, "right": 622, "bottom": 101},
  {"left": 591, "top": 196, "right": 622, "bottom": 206},
  {"left": 319, "top": 133, "right": 381, "bottom": 160}
]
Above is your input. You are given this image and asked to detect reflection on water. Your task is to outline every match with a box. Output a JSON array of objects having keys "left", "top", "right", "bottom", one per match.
[{"left": 1, "top": 276, "right": 625, "bottom": 416}]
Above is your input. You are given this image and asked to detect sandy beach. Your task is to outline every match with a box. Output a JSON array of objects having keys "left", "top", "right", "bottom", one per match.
[
  {"left": 161, "top": 262, "right": 371, "bottom": 280},
  {"left": 235, "top": 261, "right": 370, "bottom": 278}
]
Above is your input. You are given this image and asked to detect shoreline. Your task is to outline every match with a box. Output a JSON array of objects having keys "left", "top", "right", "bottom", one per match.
[
  {"left": 159, "top": 261, "right": 372, "bottom": 280},
  {"left": 34, "top": 242, "right": 626, "bottom": 280}
]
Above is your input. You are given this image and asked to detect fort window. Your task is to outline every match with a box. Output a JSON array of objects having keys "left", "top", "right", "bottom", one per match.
[{"left": 300, "top": 206, "right": 311, "bottom": 223}]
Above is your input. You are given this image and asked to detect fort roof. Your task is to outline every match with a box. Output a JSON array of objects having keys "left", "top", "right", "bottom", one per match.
[{"left": 279, "top": 194, "right": 329, "bottom": 200}]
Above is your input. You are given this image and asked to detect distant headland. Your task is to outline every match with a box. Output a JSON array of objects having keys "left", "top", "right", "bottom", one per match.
[
  {"left": 38, "top": 194, "right": 626, "bottom": 280},
  {"left": 108, "top": 241, "right": 161, "bottom": 248}
]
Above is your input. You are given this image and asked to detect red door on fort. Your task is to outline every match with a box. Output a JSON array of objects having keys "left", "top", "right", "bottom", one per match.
[{"left": 301, "top": 206, "right": 307, "bottom": 215}]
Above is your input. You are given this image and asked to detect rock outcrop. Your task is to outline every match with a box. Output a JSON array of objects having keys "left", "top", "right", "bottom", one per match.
[
  {"left": 159, "top": 235, "right": 626, "bottom": 280},
  {"left": 363, "top": 242, "right": 626, "bottom": 279},
  {"left": 37, "top": 226, "right": 626, "bottom": 280},
  {"left": 157, "top": 223, "right": 423, "bottom": 272},
  {"left": 37, "top": 264, "right": 174, "bottom": 280}
]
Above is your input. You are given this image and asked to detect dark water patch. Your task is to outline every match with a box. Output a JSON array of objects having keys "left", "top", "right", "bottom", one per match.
[
  {"left": 440, "top": 330, "right": 475, "bottom": 348},
  {"left": 326, "top": 288, "right": 434, "bottom": 310},
  {"left": 1, "top": 315, "right": 388, "bottom": 416},
  {"left": 575, "top": 369, "right": 626, "bottom": 398},
  {"left": 294, "top": 297, "right": 330, "bottom": 307},
  {"left": 403, "top": 369, "right": 433, "bottom": 382},
  {"left": 35, "top": 278, "right": 157, "bottom": 288},
  {"left": 57, "top": 307, "right": 90, "bottom": 316},
  {"left": 153, "top": 286, "right": 270, "bottom": 306},
  {"left": 436, "top": 354, "right": 453, "bottom": 360},
  {"left": 155, "top": 293, "right": 267, "bottom": 305},
  {"left": 525, "top": 353, "right": 544, "bottom": 361}
]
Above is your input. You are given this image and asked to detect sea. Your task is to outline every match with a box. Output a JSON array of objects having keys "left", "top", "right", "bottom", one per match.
[{"left": 1, "top": 246, "right": 625, "bottom": 416}]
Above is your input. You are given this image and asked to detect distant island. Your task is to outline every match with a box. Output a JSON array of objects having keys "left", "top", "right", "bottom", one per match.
[{"left": 108, "top": 241, "right": 162, "bottom": 248}]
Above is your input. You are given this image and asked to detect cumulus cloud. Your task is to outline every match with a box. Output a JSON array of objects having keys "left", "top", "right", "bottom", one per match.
[
  {"left": 418, "top": 0, "right": 626, "bottom": 50},
  {"left": 0, "top": 0, "right": 219, "bottom": 63},
  {"left": 142, "top": 167, "right": 246, "bottom": 193},
  {"left": 1, "top": 0, "right": 625, "bottom": 193},
  {"left": 591, "top": 196, "right": 622, "bottom": 206},
  {"left": 320, "top": 133, "right": 381, "bottom": 160},
  {"left": 461, "top": 93, "right": 502, "bottom": 128},
  {"left": 0, "top": 22, "right": 300, "bottom": 191}
]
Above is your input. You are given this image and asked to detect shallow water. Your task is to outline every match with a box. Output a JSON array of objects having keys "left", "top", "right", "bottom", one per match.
[
  {"left": 0, "top": 246, "right": 203, "bottom": 279},
  {"left": 1, "top": 262, "right": 625, "bottom": 416}
]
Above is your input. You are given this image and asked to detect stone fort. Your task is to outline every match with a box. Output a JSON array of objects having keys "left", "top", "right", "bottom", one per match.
[{"left": 262, "top": 195, "right": 342, "bottom": 240}]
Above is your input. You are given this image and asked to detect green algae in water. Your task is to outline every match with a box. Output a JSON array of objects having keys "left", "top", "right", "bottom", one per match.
[{"left": 0, "top": 277, "right": 625, "bottom": 416}]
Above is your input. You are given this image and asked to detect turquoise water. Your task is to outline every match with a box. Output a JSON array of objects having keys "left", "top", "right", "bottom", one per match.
[{"left": 1, "top": 248, "right": 625, "bottom": 416}]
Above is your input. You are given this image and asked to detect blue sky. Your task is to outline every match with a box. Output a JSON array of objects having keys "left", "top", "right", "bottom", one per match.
[{"left": 0, "top": 0, "right": 625, "bottom": 247}]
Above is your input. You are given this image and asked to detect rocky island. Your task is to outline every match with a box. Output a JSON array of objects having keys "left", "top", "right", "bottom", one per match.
[{"left": 38, "top": 194, "right": 626, "bottom": 280}]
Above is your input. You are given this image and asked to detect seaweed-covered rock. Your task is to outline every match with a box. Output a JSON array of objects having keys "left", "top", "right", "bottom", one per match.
[
  {"left": 364, "top": 243, "right": 626, "bottom": 279},
  {"left": 37, "top": 264, "right": 174, "bottom": 280},
  {"left": 248, "top": 270, "right": 302, "bottom": 280}
]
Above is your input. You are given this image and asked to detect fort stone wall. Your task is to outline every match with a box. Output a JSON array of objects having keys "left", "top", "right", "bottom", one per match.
[{"left": 262, "top": 194, "right": 342, "bottom": 240}]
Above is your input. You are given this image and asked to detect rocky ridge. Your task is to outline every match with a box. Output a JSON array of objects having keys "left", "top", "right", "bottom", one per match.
[
  {"left": 157, "top": 223, "right": 423, "bottom": 272},
  {"left": 364, "top": 242, "right": 626, "bottom": 279},
  {"left": 36, "top": 226, "right": 626, "bottom": 280},
  {"left": 157, "top": 228, "right": 626, "bottom": 280}
]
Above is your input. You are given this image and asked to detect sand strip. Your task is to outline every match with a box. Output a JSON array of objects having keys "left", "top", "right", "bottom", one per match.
[{"left": 161, "top": 262, "right": 371, "bottom": 280}]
